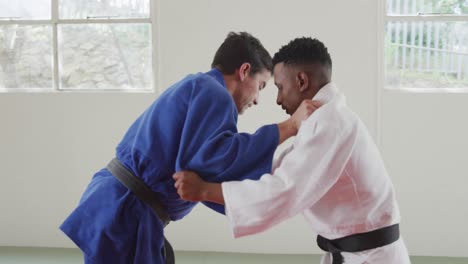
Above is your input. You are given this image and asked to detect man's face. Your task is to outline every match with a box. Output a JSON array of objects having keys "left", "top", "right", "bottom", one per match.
[
  {"left": 234, "top": 69, "right": 271, "bottom": 114},
  {"left": 274, "top": 63, "right": 304, "bottom": 115}
]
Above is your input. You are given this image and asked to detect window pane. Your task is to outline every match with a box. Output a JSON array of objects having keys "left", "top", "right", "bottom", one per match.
[
  {"left": 385, "top": 21, "right": 468, "bottom": 89},
  {"left": 0, "top": 0, "right": 51, "bottom": 20},
  {"left": 387, "top": 0, "right": 468, "bottom": 15},
  {"left": 59, "top": 0, "right": 150, "bottom": 19},
  {"left": 0, "top": 25, "right": 53, "bottom": 90},
  {"left": 58, "top": 24, "right": 152, "bottom": 90}
]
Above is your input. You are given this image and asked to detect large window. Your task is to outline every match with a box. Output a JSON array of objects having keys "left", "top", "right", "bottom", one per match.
[
  {"left": 0, "top": 0, "right": 154, "bottom": 92},
  {"left": 384, "top": 0, "right": 468, "bottom": 91}
]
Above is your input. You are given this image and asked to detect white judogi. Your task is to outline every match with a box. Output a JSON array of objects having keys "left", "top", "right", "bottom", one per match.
[{"left": 222, "top": 83, "right": 411, "bottom": 264}]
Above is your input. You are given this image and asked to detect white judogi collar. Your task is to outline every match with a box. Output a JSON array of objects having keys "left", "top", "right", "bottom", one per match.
[{"left": 313, "top": 82, "right": 339, "bottom": 104}]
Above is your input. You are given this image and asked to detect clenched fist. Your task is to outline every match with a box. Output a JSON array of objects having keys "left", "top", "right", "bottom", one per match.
[
  {"left": 290, "top": 99, "right": 322, "bottom": 131},
  {"left": 173, "top": 171, "right": 225, "bottom": 205},
  {"left": 173, "top": 171, "right": 205, "bottom": 202}
]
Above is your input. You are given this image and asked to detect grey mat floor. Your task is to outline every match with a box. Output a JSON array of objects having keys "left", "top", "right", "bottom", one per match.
[{"left": 0, "top": 247, "right": 466, "bottom": 264}]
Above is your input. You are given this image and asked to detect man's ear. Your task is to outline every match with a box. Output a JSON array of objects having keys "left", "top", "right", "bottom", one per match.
[
  {"left": 238, "top": 63, "right": 251, "bottom": 81},
  {"left": 297, "top": 71, "right": 309, "bottom": 92}
]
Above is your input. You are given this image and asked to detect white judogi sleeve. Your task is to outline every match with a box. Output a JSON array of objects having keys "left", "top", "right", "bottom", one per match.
[{"left": 222, "top": 113, "right": 357, "bottom": 238}]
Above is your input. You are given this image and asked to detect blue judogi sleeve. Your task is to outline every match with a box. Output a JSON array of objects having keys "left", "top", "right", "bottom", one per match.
[{"left": 175, "top": 75, "right": 279, "bottom": 214}]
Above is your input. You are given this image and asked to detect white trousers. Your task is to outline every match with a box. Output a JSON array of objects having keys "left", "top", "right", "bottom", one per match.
[{"left": 319, "top": 238, "right": 411, "bottom": 264}]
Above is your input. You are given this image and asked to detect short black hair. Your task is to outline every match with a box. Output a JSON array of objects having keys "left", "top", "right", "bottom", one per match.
[
  {"left": 272, "top": 37, "right": 332, "bottom": 70},
  {"left": 211, "top": 32, "right": 273, "bottom": 75}
]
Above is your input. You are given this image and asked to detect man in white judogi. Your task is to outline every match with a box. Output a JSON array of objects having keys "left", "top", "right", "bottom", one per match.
[{"left": 173, "top": 37, "right": 411, "bottom": 264}]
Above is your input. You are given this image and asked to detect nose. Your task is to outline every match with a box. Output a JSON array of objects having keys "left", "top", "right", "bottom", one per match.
[
  {"left": 253, "top": 93, "right": 259, "bottom": 105},
  {"left": 276, "top": 93, "right": 282, "bottom": 106}
]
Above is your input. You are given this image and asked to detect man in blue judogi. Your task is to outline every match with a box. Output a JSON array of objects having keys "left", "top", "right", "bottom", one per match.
[{"left": 60, "top": 32, "right": 316, "bottom": 264}]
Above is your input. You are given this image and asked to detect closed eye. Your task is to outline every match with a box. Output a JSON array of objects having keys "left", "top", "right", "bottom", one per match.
[{"left": 274, "top": 81, "right": 282, "bottom": 90}]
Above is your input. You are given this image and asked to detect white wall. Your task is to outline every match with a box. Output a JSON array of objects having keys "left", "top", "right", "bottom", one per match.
[{"left": 1, "top": 0, "right": 467, "bottom": 258}]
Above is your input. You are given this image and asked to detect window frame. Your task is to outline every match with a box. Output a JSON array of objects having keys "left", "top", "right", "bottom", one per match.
[
  {"left": 0, "top": 0, "right": 159, "bottom": 93},
  {"left": 378, "top": 0, "right": 468, "bottom": 94}
]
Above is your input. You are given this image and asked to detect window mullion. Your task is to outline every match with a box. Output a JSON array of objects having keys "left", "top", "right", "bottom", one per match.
[
  {"left": 56, "top": 18, "right": 151, "bottom": 24},
  {"left": 386, "top": 15, "right": 468, "bottom": 22},
  {"left": 0, "top": 20, "right": 52, "bottom": 25},
  {"left": 52, "top": 0, "right": 59, "bottom": 91}
]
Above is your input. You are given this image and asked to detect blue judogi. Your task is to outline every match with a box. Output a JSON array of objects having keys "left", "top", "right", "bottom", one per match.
[{"left": 60, "top": 68, "right": 279, "bottom": 263}]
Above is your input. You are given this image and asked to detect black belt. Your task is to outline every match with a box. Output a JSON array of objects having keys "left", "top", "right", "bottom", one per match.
[
  {"left": 316, "top": 224, "right": 400, "bottom": 264},
  {"left": 106, "top": 158, "right": 174, "bottom": 264}
]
